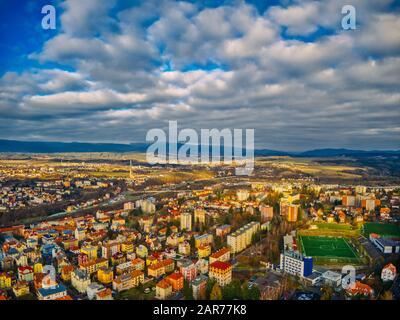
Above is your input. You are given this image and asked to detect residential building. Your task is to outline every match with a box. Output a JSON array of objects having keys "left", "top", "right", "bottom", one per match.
[
  {"left": 209, "top": 261, "right": 232, "bottom": 287},
  {"left": 198, "top": 244, "right": 211, "bottom": 259},
  {"left": 156, "top": 279, "right": 173, "bottom": 300},
  {"left": 260, "top": 205, "right": 274, "bottom": 222},
  {"left": 191, "top": 274, "right": 207, "bottom": 300},
  {"left": 71, "top": 269, "right": 91, "bottom": 293},
  {"left": 227, "top": 221, "right": 260, "bottom": 253},
  {"left": 166, "top": 272, "right": 184, "bottom": 291},
  {"left": 381, "top": 263, "right": 397, "bottom": 282},
  {"left": 279, "top": 250, "right": 313, "bottom": 277},
  {"left": 209, "top": 247, "right": 231, "bottom": 264},
  {"left": 97, "top": 267, "right": 114, "bottom": 284},
  {"left": 180, "top": 212, "right": 192, "bottom": 231},
  {"left": 113, "top": 270, "right": 144, "bottom": 292}
]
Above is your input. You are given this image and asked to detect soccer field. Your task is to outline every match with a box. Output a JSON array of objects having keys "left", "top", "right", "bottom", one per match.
[{"left": 299, "top": 235, "right": 358, "bottom": 259}]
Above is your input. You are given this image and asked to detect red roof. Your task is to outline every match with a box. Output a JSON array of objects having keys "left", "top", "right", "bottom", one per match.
[
  {"left": 167, "top": 272, "right": 183, "bottom": 281},
  {"left": 383, "top": 263, "right": 397, "bottom": 274},
  {"left": 210, "top": 261, "right": 232, "bottom": 271}
]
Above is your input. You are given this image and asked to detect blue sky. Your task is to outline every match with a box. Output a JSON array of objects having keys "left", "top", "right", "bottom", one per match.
[{"left": 0, "top": 0, "right": 399, "bottom": 151}]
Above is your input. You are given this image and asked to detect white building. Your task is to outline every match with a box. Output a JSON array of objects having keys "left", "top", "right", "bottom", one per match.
[
  {"left": 280, "top": 250, "right": 313, "bottom": 277},
  {"left": 322, "top": 270, "right": 342, "bottom": 287},
  {"left": 87, "top": 282, "right": 105, "bottom": 300},
  {"left": 236, "top": 190, "right": 250, "bottom": 201},
  {"left": 227, "top": 221, "right": 260, "bottom": 253},
  {"left": 180, "top": 212, "right": 192, "bottom": 231}
]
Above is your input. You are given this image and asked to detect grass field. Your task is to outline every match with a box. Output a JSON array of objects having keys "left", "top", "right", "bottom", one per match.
[
  {"left": 299, "top": 235, "right": 359, "bottom": 263},
  {"left": 299, "top": 223, "right": 360, "bottom": 238},
  {"left": 362, "top": 222, "right": 400, "bottom": 238}
]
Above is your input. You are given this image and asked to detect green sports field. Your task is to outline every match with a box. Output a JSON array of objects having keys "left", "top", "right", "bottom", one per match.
[{"left": 299, "top": 235, "right": 359, "bottom": 260}]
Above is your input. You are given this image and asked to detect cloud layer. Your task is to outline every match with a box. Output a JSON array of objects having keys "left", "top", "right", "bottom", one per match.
[{"left": 0, "top": 0, "right": 399, "bottom": 151}]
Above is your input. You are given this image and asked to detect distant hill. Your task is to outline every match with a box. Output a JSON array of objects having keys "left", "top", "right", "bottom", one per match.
[
  {"left": 0, "top": 139, "right": 398, "bottom": 157},
  {"left": 298, "top": 148, "right": 400, "bottom": 157},
  {"left": 0, "top": 139, "right": 148, "bottom": 153}
]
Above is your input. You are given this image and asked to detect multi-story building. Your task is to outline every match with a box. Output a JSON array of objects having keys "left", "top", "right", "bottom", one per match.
[
  {"left": 71, "top": 269, "right": 91, "bottom": 293},
  {"left": 191, "top": 274, "right": 207, "bottom": 300},
  {"left": 166, "top": 272, "right": 184, "bottom": 291},
  {"left": 37, "top": 283, "right": 68, "bottom": 300},
  {"left": 101, "top": 242, "right": 121, "bottom": 259},
  {"left": 279, "top": 250, "right": 313, "bottom": 277},
  {"left": 216, "top": 225, "right": 231, "bottom": 237},
  {"left": 194, "top": 234, "right": 213, "bottom": 248},
  {"left": 80, "top": 244, "right": 98, "bottom": 260},
  {"left": 209, "top": 261, "right": 232, "bottom": 287},
  {"left": 209, "top": 247, "right": 231, "bottom": 264},
  {"left": 178, "top": 241, "right": 191, "bottom": 256},
  {"left": 18, "top": 266, "right": 34, "bottom": 282},
  {"left": 12, "top": 281, "right": 30, "bottom": 297},
  {"left": 131, "top": 258, "right": 145, "bottom": 271},
  {"left": 79, "top": 258, "right": 109, "bottom": 275},
  {"left": 342, "top": 196, "right": 356, "bottom": 207},
  {"left": 381, "top": 263, "right": 397, "bottom": 282},
  {"left": 259, "top": 205, "right": 274, "bottom": 222},
  {"left": 0, "top": 272, "right": 12, "bottom": 289},
  {"left": 280, "top": 203, "right": 299, "bottom": 222},
  {"left": 136, "top": 245, "right": 148, "bottom": 258},
  {"left": 227, "top": 221, "right": 260, "bottom": 253},
  {"left": 180, "top": 212, "right": 192, "bottom": 231},
  {"left": 236, "top": 190, "right": 250, "bottom": 201},
  {"left": 61, "top": 265, "right": 74, "bottom": 282},
  {"left": 194, "top": 208, "right": 206, "bottom": 225},
  {"left": 156, "top": 279, "right": 173, "bottom": 300},
  {"left": 197, "top": 244, "right": 211, "bottom": 259},
  {"left": 97, "top": 267, "right": 114, "bottom": 284},
  {"left": 112, "top": 270, "right": 144, "bottom": 292},
  {"left": 179, "top": 259, "right": 197, "bottom": 282},
  {"left": 148, "top": 259, "right": 175, "bottom": 278},
  {"left": 121, "top": 241, "right": 134, "bottom": 254}
]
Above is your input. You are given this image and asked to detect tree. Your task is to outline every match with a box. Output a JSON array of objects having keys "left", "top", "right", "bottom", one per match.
[
  {"left": 210, "top": 283, "right": 223, "bottom": 300},
  {"left": 320, "top": 285, "right": 333, "bottom": 300},
  {"left": 206, "top": 279, "right": 216, "bottom": 299},
  {"left": 248, "top": 286, "right": 261, "bottom": 300},
  {"left": 183, "top": 280, "right": 194, "bottom": 300},
  {"left": 380, "top": 291, "right": 393, "bottom": 300},
  {"left": 222, "top": 280, "right": 242, "bottom": 300},
  {"left": 189, "top": 235, "right": 196, "bottom": 251}
]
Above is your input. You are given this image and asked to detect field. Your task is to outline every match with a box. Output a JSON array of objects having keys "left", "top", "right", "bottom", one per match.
[
  {"left": 299, "top": 235, "right": 360, "bottom": 264},
  {"left": 362, "top": 222, "right": 400, "bottom": 238},
  {"left": 298, "top": 223, "right": 360, "bottom": 238}
]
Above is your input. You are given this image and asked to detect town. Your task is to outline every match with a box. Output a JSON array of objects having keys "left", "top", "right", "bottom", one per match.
[{"left": 0, "top": 155, "right": 399, "bottom": 301}]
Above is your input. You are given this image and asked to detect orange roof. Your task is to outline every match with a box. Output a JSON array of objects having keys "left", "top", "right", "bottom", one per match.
[
  {"left": 56, "top": 295, "right": 73, "bottom": 300},
  {"left": 131, "top": 270, "right": 144, "bottom": 278},
  {"left": 156, "top": 279, "right": 172, "bottom": 289},
  {"left": 210, "top": 261, "right": 232, "bottom": 271},
  {"left": 210, "top": 247, "right": 230, "bottom": 259},
  {"left": 167, "top": 272, "right": 183, "bottom": 281},
  {"left": 347, "top": 281, "right": 373, "bottom": 296},
  {"left": 131, "top": 258, "right": 144, "bottom": 265},
  {"left": 383, "top": 263, "right": 397, "bottom": 274},
  {"left": 97, "top": 288, "right": 112, "bottom": 298}
]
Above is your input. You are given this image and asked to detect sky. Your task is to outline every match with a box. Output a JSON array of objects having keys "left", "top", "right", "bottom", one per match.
[{"left": 0, "top": 0, "right": 399, "bottom": 151}]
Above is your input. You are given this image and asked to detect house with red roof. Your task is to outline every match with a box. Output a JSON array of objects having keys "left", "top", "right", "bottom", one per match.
[{"left": 381, "top": 263, "right": 397, "bottom": 282}]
